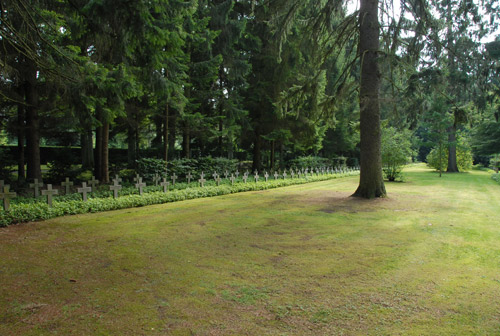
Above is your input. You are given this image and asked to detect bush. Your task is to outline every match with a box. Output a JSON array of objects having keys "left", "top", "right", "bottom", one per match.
[
  {"left": 0, "top": 169, "right": 359, "bottom": 227},
  {"left": 289, "top": 156, "right": 332, "bottom": 170},
  {"left": 382, "top": 127, "right": 415, "bottom": 181},
  {"left": 136, "top": 158, "right": 167, "bottom": 181},
  {"left": 426, "top": 146, "right": 473, "bottom": 172}
]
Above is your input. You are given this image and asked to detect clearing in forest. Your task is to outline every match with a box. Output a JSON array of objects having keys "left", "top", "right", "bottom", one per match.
[{"left": 1, "top": 164, "right": 500, "bottom": 335}]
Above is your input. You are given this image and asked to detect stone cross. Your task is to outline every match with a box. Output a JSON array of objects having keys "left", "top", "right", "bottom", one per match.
[
  {"left": 171, "top": 173, "right": 177, "bottom": 187},
  {"left": 133, "top": 174, "right": 141, "bottom": 183},
  {"left": 199, "top": 172, "right": 206, "bottom": 187},
  {"left": 264, "top": 171, "right": 269, "bottom": 182},
  {"left": 0, "top": 186, "right": 16, "bottom": 211},
  {"left": 216, "top": 176, "right": 222, "bottom": 186},
  {"left": 212, "top": 172, "right": 219, "bottom": 181},
  {"left": 305, "top": 168, "right": 309, "bottom": 176},
  {"left": 290, "top": 170, "right": 295, "bottom": 179},
  {"left": 242, "top": 174, "right": 248, "bottom": 183},
  {"left": 135, "top": 177, "right": 146, "bottom": 195},
  {"left": 297, "top": 170, "right": 302, "bottom": 178},
  {"left": 88, "top": 176, "right": 99, "bottom": 192},
  {"left": 187, "top": 172, "right": 193, "bottom": 184},
  {"left": 224, "top": 170, "right": 229, "bottom": 179},
  {"left": 30, "top": 178, "right": 44, "bottom": 197},
  {"left": 61, "top": 177, "right": 73, "bottom": 194},
  {"left": 274, "top": 171, "right": 279, "bottom": 180},
  {"left": 282, "top": 170, "right": 287, "bottom": 179},
  {"left": 153, "top": 174, "right": 161, "bottom": 186},
  {"left": 160, "top": 178, "right": 170, "bottom": 192},
  {"left": 114, "top": 174, "right": 123, "bottom": 184},
  {"left": 235, "top": 171, "right": 240, "bottom": 178},
  {"left": 42, "top": 184, "right": 58, "bottom": 207},
  {"left": 109, "top": 178, "right": 122, "bottom": 198},
  {"left": 230, "top": 174, "right": 236, "bottom": 185},
  {"left": 0, "top": 180, "right": 9, "bottom": 191},
  {"left": 78, "top": 182, "right": 92, "bottom": 201},
  {"left": 254, "top": 172, "right": 259, "bottom": 182}
]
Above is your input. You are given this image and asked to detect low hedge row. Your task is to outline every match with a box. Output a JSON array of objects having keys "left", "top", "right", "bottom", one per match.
[{"left": 0, "top": 171, "right": 359, "bottom": 227}]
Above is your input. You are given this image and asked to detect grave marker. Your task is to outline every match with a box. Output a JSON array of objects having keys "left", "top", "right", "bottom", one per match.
[
  {"left": 161, "top": 178, "right": 170, "bottom": 192},
  {"left": 30, "top": 179, "right": 44, "bottom": 197},
  {"left": 230, "top": 174, "right": 236, "bottom": 185},
  {"left": 109, "top": 178, "right": 122, "bottom": 198},
  {"left": 187, "top": 172, "right": 193, "bottom": 184},
  {"left": 290, "top": 170, "right": 295, "bottom": 179},
  {"left": 171, "top": 173, "right": 177, "bottom": 187},
  {"left": 282, "top": 170, "right": 287, "bottom": 179},
  {"left": 153, "top": 174, "right": 161, "bottom": 186},
  {"left": 242, "top": 174, "right": 248, "bottom": 183},
  {"left": 216, "top": 176, "right": 222, "bottom": 186},
  {"left": 235, "top": 171, "right": 240, "bottom": 179},
  {"left": 61, "top": 177, "right": 73, "bottom": 194},
  {"left": 42, "top": 184, "right": 58, "bottom": 207},
  {"left": 212, "top": 172, "right": 219, "bottom": 181},
  {"left": 78, "top": 182, "right": 92, "bottom": 201},
  {"left": 88, "top": 176, "right": 99, "bottom": 192},
  {"left": 274, "top": 171, "right": 279, "bottom": 180},
  {"left": 199, "top": 172, "right": 206, "bottom": 187},
  {"left": 0, "top": 186, "right": 16, "bottom": 211},
  {"left": 264, "top": 171, "right": 269, "bottom": 182},
  {"left": 224, "top": 170, "right": 229, "bottom": 179},
  {"left": 254, "top": 172, "right": 259, "bottom": 182},
  {"left": 135, "top": 177, "right": 146, "bottom": 195}
]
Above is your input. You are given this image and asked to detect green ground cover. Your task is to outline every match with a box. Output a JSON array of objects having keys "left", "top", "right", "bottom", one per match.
[{"left": 1, "top": 164, "right": 500, "bottom": 335}]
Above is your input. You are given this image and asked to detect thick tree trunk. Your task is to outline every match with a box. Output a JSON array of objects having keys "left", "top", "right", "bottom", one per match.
[
  {"left": 168, "top": 112, "right": 176, "bottom": 159},
  {"left": 270, "top": 140, "right": 275, "bottom": 170},
  {"left": 17, "top": 102, "right": 25, "bottom": 183},
  {"left": 100, "top": 121, "right": 110, "bottom": 183},
  {"left": 127, "top": 124, "right": 137, "bottom": 168},
  {"left": 94, "top": 122, "right": 102, "bottom": 180},
  {"left": 353, "top": 0, "right": 386, "bottom": 199},
  {"left": 25, "top": 67, "right": 42, "bottom": 180},
  {"left": 252, "top": 128, "right": 262, "bottom": 171},
  {"left": 182, "top": 123, "right": 190, "bottom": 159},
  {"left": 163, "top": 104, "right": 169, "bottom": 162},
  {"left": 447, "top": 125, "right": 459, "bottom": 172},
  {"left": 81, "top": 129, "right": 94, "bottom": 170}
]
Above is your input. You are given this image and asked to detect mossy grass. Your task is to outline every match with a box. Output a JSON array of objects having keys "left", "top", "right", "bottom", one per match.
[{"left": 1, "top": 164, "right": 500, "bottom": 334}]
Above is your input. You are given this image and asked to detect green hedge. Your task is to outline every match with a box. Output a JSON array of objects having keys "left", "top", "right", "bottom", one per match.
[{"left": 0, "top": 171, "right": 359, "bottom": 227}]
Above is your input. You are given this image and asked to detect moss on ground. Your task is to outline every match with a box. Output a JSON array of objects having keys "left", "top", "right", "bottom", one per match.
[{"left": 1, "top": 164, "right": 500, "bottom": 335}]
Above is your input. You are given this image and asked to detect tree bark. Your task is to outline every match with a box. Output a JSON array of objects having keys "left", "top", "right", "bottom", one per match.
[
  {"left": 447, "top": 124, "right": 459, "bottom": 172},
  {"left": 163, "top": 104, "right": 169, "bottom": 162},
  {"left": 182, "top": 122, "right": 191, "bottom": 159},
  {"left": 353, "top": 0, "right": 386, "bottom": 199},
  {"left": 270, "top": 140, "right": 275, "bottom": 170},
  {"left": 24, "top": 65, "right": 42, "bottom": 180},
  {"left": 94, "top": 121, "right": 102, "bottom": 180},
  {"left": 81, "top": 129, "right": 94, "bottom": 170},
  {"left": 100, "top": 121, "right": 110, "bottom": 183},
  {"left": 17, "top": 101, "right": 25, "bottom": 183},
  {"left": 252, "top": 128, "right": 262, "bottom": 171}
]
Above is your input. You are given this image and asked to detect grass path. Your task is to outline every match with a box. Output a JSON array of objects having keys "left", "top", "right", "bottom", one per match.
[{"left": 1, "top": 164, "right": 500, "bottom": 335}]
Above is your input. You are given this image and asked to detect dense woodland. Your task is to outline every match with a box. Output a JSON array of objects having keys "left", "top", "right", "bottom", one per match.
[{"left": 1, "top": 0, "right": 499, "bottom": 198}]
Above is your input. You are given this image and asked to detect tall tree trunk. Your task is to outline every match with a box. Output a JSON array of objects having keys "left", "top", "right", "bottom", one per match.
[
  {"left": 127, "top": 124, "right": 137, "bottom": 168},
  {"left": 94, "top": 116, "right": 103, "bottom": 180},
  {"left": 17, "top": 101, "right": 25, "bottom": 183},
  {"left": 169, "top": 112, "right": 176, "bottom": 159},
  {"left": 270, "top": 140, "right": 275, "bottom": 170},
  {"left": 182, "top": 122, "right": 190, "bottom": 159},
  {"left": 353, "top": 0, "right": 386, "bottom": 199},
  {"left": 81, "top": 129, "right": 94, "bottom": 170},
  {"left": 446, "top": 124, "right": 459, "bottom": 172},
  {"left": 25, "top": 66, "right": 42, "bottom": 180},
  {"left": 252, "top": 128, "right": 262, "bottom": 171},
  {"left": 100, "top": 121, "right": 110, "bottom": 183},
  {"left": 163, "top": 104, "right": 169, "bottom": 162}
]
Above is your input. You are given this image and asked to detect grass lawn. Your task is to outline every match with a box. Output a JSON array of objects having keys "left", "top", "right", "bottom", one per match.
[{"left": 1, "top": 164, "right": 500, "bottom": 335}]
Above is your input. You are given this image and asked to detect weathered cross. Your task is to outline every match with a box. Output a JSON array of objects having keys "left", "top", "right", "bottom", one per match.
[
  {"left": 160, "top": 178, "right": 170, "bottom": 192},
  {"left": 235, "top": 171, "right": 240, "bottom": 178},
  {"left": 216, "top": 176, "right": 222, "bottom": 186},
  {"left": 114, "top": 174, "right": 123, "bottom": 184},
  {"left": 153, "top": 174, "right": 161, "bottom": 186},
  {"left": 212, "top": 172, "right": 219, "bottom": 181},
  {"left": 264, "top": 171, "right": 269, "bottom": 182},
  {"left": 171, "top": 173, "right": 177, "bottom": 187},
  {"left": 199, "top": 172, "right": 206, "bottom": 187},
  {"left": 274, "top": 171, "right": 279, "bottom": 180},
  {"left": 230, "top": 174, "right": 236, "bottom": 185},
  {"left": 133, "top": 174, "right": 141, "bottom": 183},
  {"left": 242, "top": 174, "right": 248, "bottom": 183},
  {"left": 187, "top": 172, "right": 193, "bottom": 184},
  {"left": 42, "top": 184, "right": 59, "bottom": 207},
  {"left": 0, "top": 186, "right": 16, "bottom": 211},
  {"left": 61, "top": 177, "right": 73, "bottom": 194},
  {"left": 109, "top": 178, "right": 122, "bottom": 198},
  {"left": 30, "top": 179, "right": 44, "bottom": 197},
  {"left": 224, "top": 170, "right": 229, "bottom": 179},
  {"left": 135, "top": 177, "right": 146, "bottom": 195},
  {"left": 282, "top": 171, "right": 287, "bottom": 179},
  {"left": 88, "top": 176, "right": 99, "bottom": 192},
  {"left": 290, "top": 170, "right": 295, "bottom": 179},
  {"left": 78, "top": 182, "right": 92, "bottom": 201},
  {"left": 297, "top": 170, "right": 302, "bottom": 178},
  {"left": 254, "top": 172, "right": 259, "bottom": 182}
]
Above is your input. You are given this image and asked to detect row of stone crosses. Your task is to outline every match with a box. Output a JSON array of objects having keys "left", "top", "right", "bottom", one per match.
[{"left": 0, "top": 166, "right": 358, "bottom": 210}]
